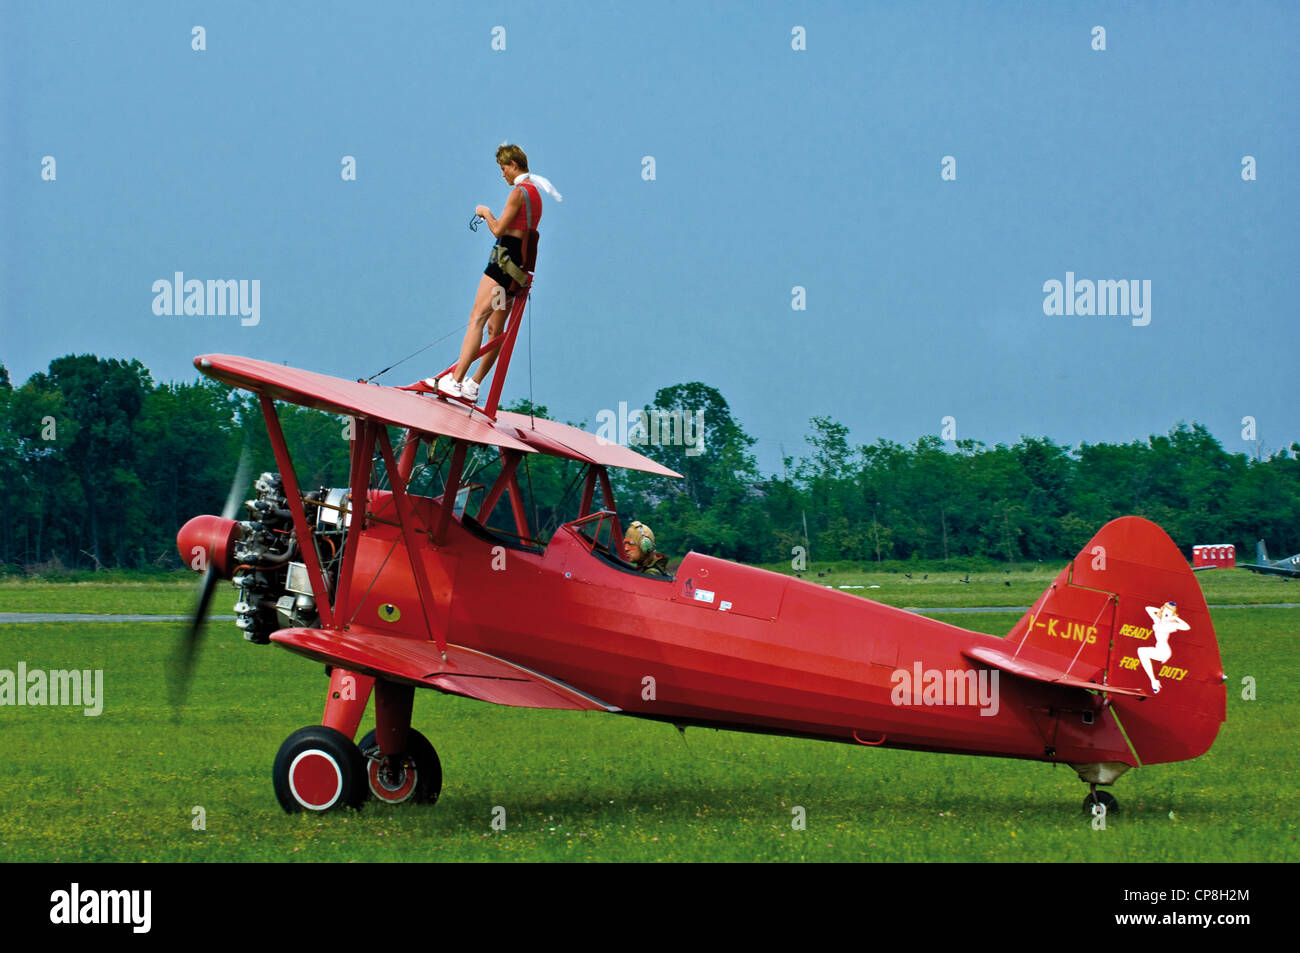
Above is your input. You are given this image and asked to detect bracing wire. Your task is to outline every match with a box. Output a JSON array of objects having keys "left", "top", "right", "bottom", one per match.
[{"left": 365, "top": 321, "right": 468, "bottom": 383}]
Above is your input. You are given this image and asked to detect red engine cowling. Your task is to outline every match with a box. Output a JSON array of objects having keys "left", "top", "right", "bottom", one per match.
[{"left": 177, "top": 515, "right": 240, "bottom": 578}]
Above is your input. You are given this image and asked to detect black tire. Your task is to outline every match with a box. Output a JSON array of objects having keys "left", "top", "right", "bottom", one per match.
[
  {"left": 357, "top": 727, "right": 442, "bottom": 805},
  {"left": 272, "top": 725, "right": 367, "bottom": 813},
  {"left": 1082, "top": 789, "right": 1120, "bottom": 816}
]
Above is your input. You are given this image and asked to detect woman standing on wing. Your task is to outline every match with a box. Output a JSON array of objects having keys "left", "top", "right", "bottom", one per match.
[{"left": 428, "top": 144, "right": 560, "bottom": 401}]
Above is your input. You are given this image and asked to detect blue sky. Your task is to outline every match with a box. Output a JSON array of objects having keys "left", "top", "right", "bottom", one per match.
[{"left": 4, "top": 1, "right": 1297, "bottom": 473}]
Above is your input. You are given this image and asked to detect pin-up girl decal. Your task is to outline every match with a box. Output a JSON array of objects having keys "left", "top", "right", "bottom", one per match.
[{"left": 1138, "top": 602, "right": 1189, "bottom": 694}]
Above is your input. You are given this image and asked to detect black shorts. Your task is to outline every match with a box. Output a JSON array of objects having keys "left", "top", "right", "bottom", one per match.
[{"left": 484, "top": 235, "right": 524, "bottom": 292}]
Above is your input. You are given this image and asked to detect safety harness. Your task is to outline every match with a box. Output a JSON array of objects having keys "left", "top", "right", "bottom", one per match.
[{"left": 488, "top": 183, "right": 540, "bottom": 293}]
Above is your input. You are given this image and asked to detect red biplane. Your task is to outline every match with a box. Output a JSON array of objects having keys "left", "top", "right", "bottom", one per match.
[{"left": 176, "top": 290, "right": 1226, "bottom": 817}]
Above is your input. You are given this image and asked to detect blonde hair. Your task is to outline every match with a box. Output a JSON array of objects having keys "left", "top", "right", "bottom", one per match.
[{"left": 495, "top": 144, "right": 528, "bottom": 172}]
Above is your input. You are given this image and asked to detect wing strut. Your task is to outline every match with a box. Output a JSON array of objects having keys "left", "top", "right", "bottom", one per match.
[
  {"left": 597, "top": 466, "right": 623, "bottom": 546},
  {"left": 481, "top": 287, "right": 530, "bottom": 418},
  {"left": 579, "top": 465, "right": 596, "bottom": 517},
  {"left": 259, "top": 395, "right": 335, "bottom": 628},
  {"left": 332, "top": 416, "right": 377, "bottom": 624},
  {"left": 434, "top": 440, "right": 469, "bottom": 544},
  {"left": 478, "top": 449, "right": 533, "bottom": 541},
  {"left": 375, "top": 428, "right": 448, "bottom": 656},
  {"left": 417, "top": 283, "right": 532, "bottom": 420}
]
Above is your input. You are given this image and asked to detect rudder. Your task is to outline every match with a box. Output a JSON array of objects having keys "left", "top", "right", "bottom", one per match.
[{"left": 1009, "top": 517, "right": 1226, "bottom": 766}]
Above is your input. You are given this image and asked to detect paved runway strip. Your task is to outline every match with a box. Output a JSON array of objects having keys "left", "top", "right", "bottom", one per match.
[{"left": 0, "top": 613, "right": 237, "bottom": 624}]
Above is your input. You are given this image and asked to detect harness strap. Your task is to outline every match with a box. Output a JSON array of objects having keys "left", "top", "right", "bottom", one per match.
[
  {"left": 520, "top": 185, "right": 539, "bottom": 273},
  {"left": 490, "top": 243, "right": 531, "bottom": 288},
  {"left": 499, "top": 183, "right": 538, "bottom": 291},
  {"left": 521, "top": 184, "right": 533, "bottom": 254}
]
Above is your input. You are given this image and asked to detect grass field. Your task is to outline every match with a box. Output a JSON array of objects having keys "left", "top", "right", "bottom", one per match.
[
  {"left": 0, "top": 573, "right": 195, "bottom": 614},
  {"left": 1, "top": 574, "right": 1295, "bottom": 862}
]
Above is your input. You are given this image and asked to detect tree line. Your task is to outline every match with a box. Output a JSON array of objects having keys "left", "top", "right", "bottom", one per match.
[{"left": 1, "top": 354, "right": 1296, "bottom": 573}]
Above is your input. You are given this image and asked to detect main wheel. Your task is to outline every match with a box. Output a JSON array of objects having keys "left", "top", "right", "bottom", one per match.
[
  {"left": 357, "top": 727, "right": 442, "bottom": 805},
  {"left": 272, "top": 725, "right": 368, "bottom": 813},
  {"left": 1082, "top": 789, "right": 1120, "bottom": 816}
]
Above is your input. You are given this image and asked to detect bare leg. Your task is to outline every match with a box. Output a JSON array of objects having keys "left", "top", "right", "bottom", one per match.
[
  {"left": 453, "top": 276, "right": 505, "bottom": 381},
  {"left": 471, "top": 298, "right": 511, "bottom": 385},
  {"left": 1137, "top": 646, "right": 1159, "bottom": 692}
]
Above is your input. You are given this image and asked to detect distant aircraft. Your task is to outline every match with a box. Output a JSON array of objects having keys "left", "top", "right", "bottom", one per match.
[{"left": 1240, "top": 540, "right": 1300, "bottom": 579}]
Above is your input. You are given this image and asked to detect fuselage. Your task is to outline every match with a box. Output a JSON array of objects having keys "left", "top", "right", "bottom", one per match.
[{"left": 333, "top": 492, "right": 1134, "bottom": 769}]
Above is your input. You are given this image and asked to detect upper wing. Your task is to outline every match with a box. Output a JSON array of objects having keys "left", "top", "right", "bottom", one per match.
[
  {"left": 196, "top": 354, "right": 537, "bottom": 453},
  {"left": 270, "top": 625, "right": 619, "bottom": 713},
  {"left": 497, "top": 411, "right": 683, "bottom": 477},
  {"left": 196, "top": 354, "right": 681, "bottom": 476}
]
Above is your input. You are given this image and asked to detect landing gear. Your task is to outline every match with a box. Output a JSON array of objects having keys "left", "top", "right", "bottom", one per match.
[
  {"left": 1082, "top": 786, "right": 1120, "bottom": 816},
  {"left": 357, "top": 728, "right": 443, "bottom": 805},
  {"left": 273, "top": 725, "right": 368, "bottom": 813},
  {"left": 271, "top": 678, "right": 440, "bottom": 813}
]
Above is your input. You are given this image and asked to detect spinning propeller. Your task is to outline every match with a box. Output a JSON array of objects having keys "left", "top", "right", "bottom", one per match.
[{"left": 170, "top": 443, "right": 252, "bottom": 704}]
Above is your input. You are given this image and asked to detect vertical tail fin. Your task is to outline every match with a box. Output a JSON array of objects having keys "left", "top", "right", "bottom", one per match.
[
  {"left": 1008, "top": 517, "right": 1226, "bottom": 765},
  {"left": 1257, "top": 539, "right": 1268, "bottom": 564}
]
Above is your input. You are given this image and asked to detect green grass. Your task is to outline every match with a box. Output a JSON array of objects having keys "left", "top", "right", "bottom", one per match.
[
  {"left": 0, "top": 573, "right": 195, "bottom": 614},
  {"left": 0, "top": 601, "right": 1295, "bottom": 862},
  {"left": 1185, "top": 568, "right": 1300, "bottom": 604}
]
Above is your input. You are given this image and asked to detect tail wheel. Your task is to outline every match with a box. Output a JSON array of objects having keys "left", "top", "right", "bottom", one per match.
[
  {"left": 357, "top": 728, "right": 442, "bottom": 805},
  {"left": 273, "top": 726, "right": 367, "bottom": 813},
  {"left": 1082, "top": 789, "right": 1120, "bottom": 816}
]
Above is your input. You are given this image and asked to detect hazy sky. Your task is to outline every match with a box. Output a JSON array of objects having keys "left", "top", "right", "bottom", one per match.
[{"left": 4, "top": 1, "right": 1297, "bottom": 473}]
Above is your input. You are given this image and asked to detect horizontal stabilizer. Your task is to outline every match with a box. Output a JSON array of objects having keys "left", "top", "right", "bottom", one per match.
[
  {"left": 1241, "top": 562, "right": 1300, "bottom": 578},
  {"left": 962, "top": 645, "right": 1147, "bottom": 697}
]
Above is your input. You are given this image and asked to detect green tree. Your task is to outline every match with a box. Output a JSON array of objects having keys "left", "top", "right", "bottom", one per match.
[
  {"left": 616, "top": 383, "right": 768, "bottom": 561},
  {"left": 29, "top": 356, "right": 152, "bottom": 567},
  {"left": 135, "top": 378, "right": 244, "bottom": 565}
]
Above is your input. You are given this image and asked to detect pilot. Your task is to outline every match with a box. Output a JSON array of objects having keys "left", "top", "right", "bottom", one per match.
[{"left": 623, "top": 521, "right": 670, "bottom": 576}]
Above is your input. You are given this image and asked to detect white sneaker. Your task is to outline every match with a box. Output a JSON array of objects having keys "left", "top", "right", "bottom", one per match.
[
  {"left": 437, "top": 376, "right": 462, "bottom": 398},
  {"left": 461, "top": 378, "right": 480, "bottom": 401}
]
